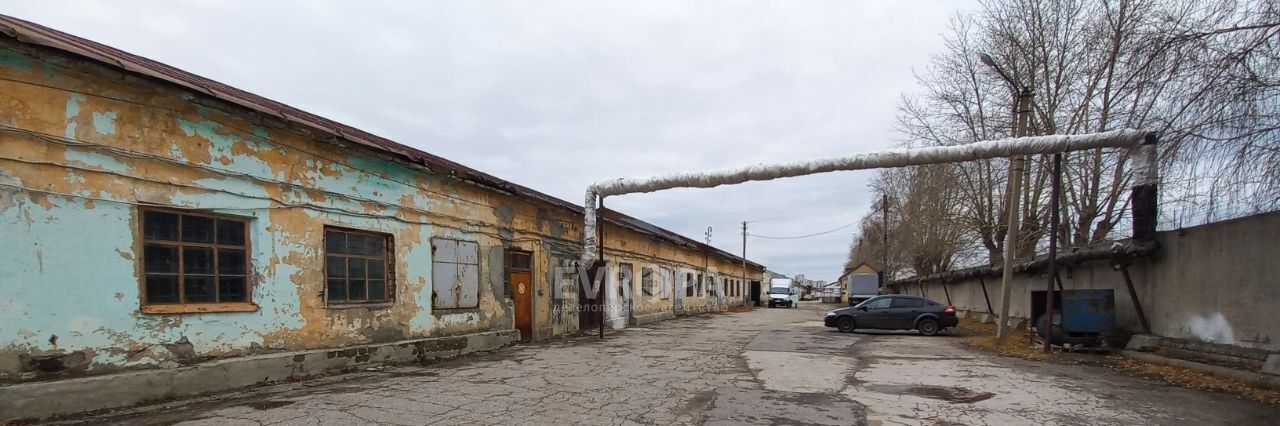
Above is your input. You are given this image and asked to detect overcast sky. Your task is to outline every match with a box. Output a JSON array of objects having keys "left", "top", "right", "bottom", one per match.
[{"left": 6, "top": 0, "right": 976, "bottom": 281}]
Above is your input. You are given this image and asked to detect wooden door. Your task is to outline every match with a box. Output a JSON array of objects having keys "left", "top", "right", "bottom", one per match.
[{"left": 512, "top": 270, "right": 533, "bottom": 342}]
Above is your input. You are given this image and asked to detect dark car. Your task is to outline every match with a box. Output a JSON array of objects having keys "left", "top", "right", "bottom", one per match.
[{"left": 823, "top": 295, "right": 958, "bottom": 335}]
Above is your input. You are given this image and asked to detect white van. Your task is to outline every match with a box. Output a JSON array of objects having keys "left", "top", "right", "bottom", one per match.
[{"left": 767, "top": 277, "right": 800, "bottom": 308}]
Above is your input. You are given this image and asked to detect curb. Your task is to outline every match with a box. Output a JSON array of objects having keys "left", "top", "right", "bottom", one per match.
[{"left": 1120, "top": 350, "right": 1280, "bottom": 391}]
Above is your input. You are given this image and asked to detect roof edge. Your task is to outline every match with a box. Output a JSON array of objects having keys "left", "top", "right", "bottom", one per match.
[{"left": 0, "top": 13, "right": 764, "bottom": 269}]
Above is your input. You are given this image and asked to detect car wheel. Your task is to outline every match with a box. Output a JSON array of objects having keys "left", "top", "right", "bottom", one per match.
[
  {"left": 836, "top": 316, "right": 856, "bottom": 333},
  {"left": 917, "top": 318, "right": 939, "bottom": 336}
]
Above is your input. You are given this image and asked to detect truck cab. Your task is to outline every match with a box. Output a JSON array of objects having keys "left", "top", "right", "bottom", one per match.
[{"left": 767, "top": 278, "right": 800, "bottom": 308}]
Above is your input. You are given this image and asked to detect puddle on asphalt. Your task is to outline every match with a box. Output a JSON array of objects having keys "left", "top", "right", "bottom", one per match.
[
  {"left": 243, "top": 400, "right": 295, "bottom": 410},
  {"left": 866, "top": 384, "right": 995, "bottom": 403}
]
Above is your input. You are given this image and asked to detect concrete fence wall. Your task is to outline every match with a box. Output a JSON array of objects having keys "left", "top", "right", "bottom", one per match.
[{"left": 896, "top": 210, "right": 1280, "bottom": 352}]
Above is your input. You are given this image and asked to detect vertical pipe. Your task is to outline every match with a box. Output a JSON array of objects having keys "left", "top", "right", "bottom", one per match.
[
  {"left": 1043, "top": 152, "right": 1062, "bottom": 351},
  {"left": 1131, "top": 133, "right": 1159, "bottom": 242},
  {"left": 882, "top": 192, "right": 889, "bottom": 287},
  {"left": 1124, "top": 133, "right": 1157, "bottom": 337},
  {"left": 597, "top": 197, "right": 605, "bottom": 340}
]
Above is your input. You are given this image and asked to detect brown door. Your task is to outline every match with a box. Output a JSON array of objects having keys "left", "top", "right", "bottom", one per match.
[{"left": 512, "top": 270, "right": 533, "bottom": 342}]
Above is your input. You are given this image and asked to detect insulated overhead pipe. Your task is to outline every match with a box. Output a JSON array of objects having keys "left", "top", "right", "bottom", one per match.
[{"left": 580, "top": 130, "right": 1156, "bottom": 266}]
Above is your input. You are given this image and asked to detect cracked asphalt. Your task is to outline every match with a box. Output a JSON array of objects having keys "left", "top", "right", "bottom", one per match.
[{"left": 51, "top": 302, "right": 1279, "bottom": 425}]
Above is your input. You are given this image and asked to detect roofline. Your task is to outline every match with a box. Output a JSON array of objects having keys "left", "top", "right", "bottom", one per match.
[{"left": 0, "top": 14, "right": 764, "bottom": 270}]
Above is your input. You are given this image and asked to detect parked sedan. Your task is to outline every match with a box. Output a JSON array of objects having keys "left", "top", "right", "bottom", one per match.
[{"left": 824, "top": 295, "right": 958, "bottom": 335}]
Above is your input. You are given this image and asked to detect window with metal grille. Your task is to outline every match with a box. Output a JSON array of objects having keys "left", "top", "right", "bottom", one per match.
[
  {"left": 141, "top": 209, "right": 250, "bottom": 305},
  {"left": 432, "top": 238, "right": 480, "bottom": 309},
  {"left": 324, "top": 227, "right": 393, "bottom": 304}
]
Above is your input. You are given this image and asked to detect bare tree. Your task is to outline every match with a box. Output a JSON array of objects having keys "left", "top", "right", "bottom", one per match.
[
  {"left": 882, "top": 0, "right": 1279, "bottom": 264},
  {"left": 848, "top": 165, "right": 976, "bottom": 278}
]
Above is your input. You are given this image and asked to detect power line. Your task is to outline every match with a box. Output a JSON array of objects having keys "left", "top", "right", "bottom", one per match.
[{"left": 747, "top": 220, "right": 859, "bottom": 240}]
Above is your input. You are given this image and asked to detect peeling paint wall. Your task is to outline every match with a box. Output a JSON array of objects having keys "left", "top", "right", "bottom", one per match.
[{"left": 0, "top": 40, "right": 763, "bottom": 381}]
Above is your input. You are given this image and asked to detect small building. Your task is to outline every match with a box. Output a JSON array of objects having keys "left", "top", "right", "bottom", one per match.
[{"left": 839, "top": 263, "right": 881, "bottom": 305}]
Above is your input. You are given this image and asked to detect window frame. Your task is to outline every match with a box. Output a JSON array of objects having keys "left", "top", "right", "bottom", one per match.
[
  {"left": 323, "top": 225, "right": 395, "bottom": 307},
  {"left": 138, "top": 207, "right": 257, "bottom": 314},
  {"left": 503, "top": 249, "right": 533, "bottom": 299},
  {"left": 641, "top": 267, "right": 655, "bottom": 298}
]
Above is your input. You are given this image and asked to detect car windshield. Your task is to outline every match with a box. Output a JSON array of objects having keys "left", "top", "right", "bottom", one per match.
[{"left": 769, "top": 288, "right": 789, "bottom": 294}]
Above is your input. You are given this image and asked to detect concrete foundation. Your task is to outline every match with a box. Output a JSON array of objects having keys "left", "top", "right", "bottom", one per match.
[
  {"left": 0, "top": 329, "right": 518, "bottom": 421},
  {"left": 633, "top": 311, "right": 676, "bottom": 326},
  {"left": 1126, "top": 335, "right": 1164, "bottom": 352}
]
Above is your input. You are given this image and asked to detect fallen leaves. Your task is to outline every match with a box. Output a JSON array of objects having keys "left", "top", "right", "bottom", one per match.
[
  {"left": 956, "top": 318, "right": 1280, "bottom": 405},
  {"left": 1101, "top": 356, "right": 1280, "bottom": 405}
]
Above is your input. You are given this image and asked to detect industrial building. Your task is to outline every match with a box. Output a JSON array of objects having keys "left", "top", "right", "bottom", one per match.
[{"left": 0, "top": 15, "right": 763, "bottom": 416}]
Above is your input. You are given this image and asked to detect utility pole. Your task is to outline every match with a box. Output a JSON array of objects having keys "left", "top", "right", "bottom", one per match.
[
  {"left": 980, "top": 53, "right": 1034, "bottom": 342},
  {"left": 997, "top": 89, "right": 1032, "bottom": 341}
]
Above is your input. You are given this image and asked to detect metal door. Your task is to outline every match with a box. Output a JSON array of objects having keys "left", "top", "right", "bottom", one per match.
[
  {"left": 512, "top": 270, "right": 533, "bottom": 342},
  {"left": 750, "top": 280, "right": 761, "bottom": 306},
  {"left": 579, "top": 262, "right": 603, "bottom": 332}
]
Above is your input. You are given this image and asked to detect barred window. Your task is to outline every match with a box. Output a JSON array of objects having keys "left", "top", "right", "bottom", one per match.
[
  {"left": 141, "top": 209, "right": 249, "bottom": 305},
  {"left": 325, "top": 227, "right": 393, "bottom": 304}
]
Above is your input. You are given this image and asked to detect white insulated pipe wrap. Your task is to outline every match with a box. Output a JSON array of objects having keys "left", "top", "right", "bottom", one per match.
[{"left": 581, "top": 129, "right": 1153, "bottom": 262}]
